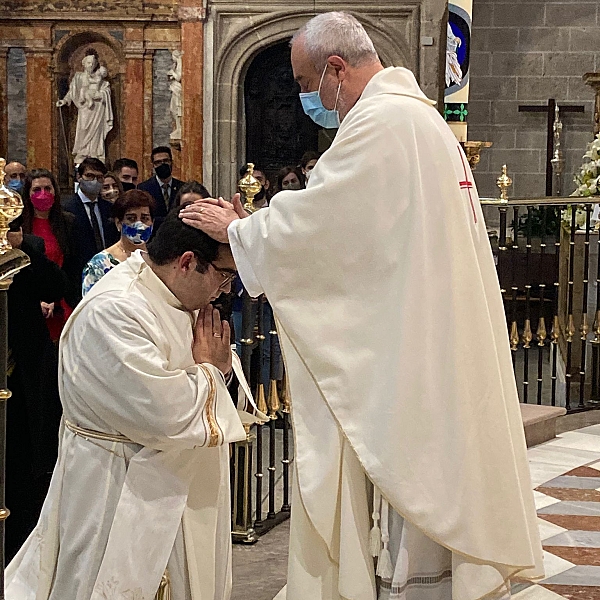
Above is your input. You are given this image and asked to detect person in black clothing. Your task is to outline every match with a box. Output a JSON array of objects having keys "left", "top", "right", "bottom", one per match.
[
  {"left": 62, "top": 157, "right": 119, "bottom": 290},
  {"left": 138, "top": 146, "right": 183, "bottom": 223},
  {"left": 112, "top": 157, "right": 139, "bottom": 192},
  {"left": 5, "top": 225, "right": 68, "bottom": 560},
  {"left": 22, "top": 169, "right": 83, "bottom": 320}
]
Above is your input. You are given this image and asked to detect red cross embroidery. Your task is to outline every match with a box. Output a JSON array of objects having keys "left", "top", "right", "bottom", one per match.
[{"left": 458, "top": 146, "right": 477, "bottom": 224}]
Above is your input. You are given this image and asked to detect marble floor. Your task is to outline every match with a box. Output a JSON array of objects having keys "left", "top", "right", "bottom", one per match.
[
  {"left": 232, "top": 416, "right": 600, "bottom": 600},
  {"left": 518, "top": 423, "right": 600, "bottom": 599}
]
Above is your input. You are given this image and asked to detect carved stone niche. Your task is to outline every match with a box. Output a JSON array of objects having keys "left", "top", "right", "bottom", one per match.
[
  {"left": 53, "top": 30, "right": 124, "bottom": 188},
  {"left": 0, "top": 0, "right": 176, "bottom": 18},
  {"left": 204, "top": 0, "right": 447, "bottom": 197}
]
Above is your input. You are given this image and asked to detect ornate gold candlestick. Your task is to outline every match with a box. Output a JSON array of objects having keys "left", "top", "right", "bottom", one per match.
[
  {"left": 496, "top": 165, "right": 513, "bottom": 202},
  {"left": 0, "top": 158, "right": 25, "bottom": 255},
  {"left": 0, "top": 157, "right": 30, "bottom": 585},
  {"left": 463, "top": 141, "right": 492, "bottom": 170},
  {"left": 238, "top": 163, "right": 262, "bottom": 214}
]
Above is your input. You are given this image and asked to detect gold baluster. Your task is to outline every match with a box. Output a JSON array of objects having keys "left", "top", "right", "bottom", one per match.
[
  {"left": 510, "top": 321, "right": 519, "bottom": 352},
  {"left": 537, "top": 317, "right": 547, "bottom": 347},
  {"left": 267, "top": 379, "right": 280, "bottom": 419},
  {"left": 551, "top": 315, "right": 561, "bottom": 345},
  {"left": 522, "top": 319, "right": 533, "bottom": 349},
  {"left": 581, "top": 313, "right": 590, "bottom": 341},
  {"left": 256, "top": 382, "right": 268, "bottom": 415},
  {"left": 593, "top": 310, "right": 600, "bottom": 345},
  {"left": 280, "top": 372, "right": 291, "bottom": 413},
  {"left": 566, "top": 314, "right": 575, "bottom": 343}
]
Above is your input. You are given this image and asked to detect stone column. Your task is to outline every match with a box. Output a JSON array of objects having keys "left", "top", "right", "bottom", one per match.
[
  {"left": 142, "top": 49, "right": 155, "bottom": 181},
  {"left": 0, "top": 49, "right": 8, "bottom": 158},
  {"left": 25, "top": 49, "right": 52, "bottom": 169},
  {"left": 583, "top": 73, "right": 600, "bottom": 136},
  {"left": 123, "top": 28, "right": 145, "bottom": 171},
  {"left": 180, "top": 3, "right": 206, "bottom": 182}
]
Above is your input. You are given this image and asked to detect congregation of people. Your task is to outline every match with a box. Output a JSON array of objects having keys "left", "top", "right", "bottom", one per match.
[{"left": 3, "top": 144, "right": 320, "bottom": 560}]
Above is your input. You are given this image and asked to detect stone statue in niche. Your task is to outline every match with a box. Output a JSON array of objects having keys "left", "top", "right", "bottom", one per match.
[
  {"left": 168, "top": 50, "right": 183, "bottom": 140},
  {"left": 56, "top": 51, "right": 114, "bottom": 165}
]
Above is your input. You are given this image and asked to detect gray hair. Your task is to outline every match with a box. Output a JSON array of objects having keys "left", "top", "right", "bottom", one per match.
[{"left": 292, "top": 12, "right": 379, "bottom": 71}]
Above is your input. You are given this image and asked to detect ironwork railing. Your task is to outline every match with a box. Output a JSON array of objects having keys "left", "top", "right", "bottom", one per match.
[
  {"left": 482, "top": 196, "right": 600, "bottom": 411},
  {"left": 230, "top": 293, "right": 291, "bottom": 543}
]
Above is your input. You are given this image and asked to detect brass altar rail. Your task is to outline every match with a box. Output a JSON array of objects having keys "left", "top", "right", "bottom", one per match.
[
  {"left": 230, "top": 293, "right": 291, "bottom": 544},
  {"left": 481, "top": 193, "right": 600, "bottom": 411},
  {"left": 481, "top": 197, "right": 600, "bottom": 206}
]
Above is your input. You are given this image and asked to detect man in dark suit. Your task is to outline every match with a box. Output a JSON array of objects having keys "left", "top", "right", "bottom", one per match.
[
  {"left": 137, "top": 146, "right": 183, "bottom": 224},
  {"left": 62, "top": 157, "right": 119, "bottom": 277}
]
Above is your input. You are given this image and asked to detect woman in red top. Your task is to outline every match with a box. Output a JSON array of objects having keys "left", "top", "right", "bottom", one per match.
[{"left": 22, "top": 169, "right": 80, "bottom": 341}]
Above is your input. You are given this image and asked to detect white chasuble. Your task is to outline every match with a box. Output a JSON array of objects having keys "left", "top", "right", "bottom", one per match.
[
  {"left": 228, "top": 67, "right": 544, "bottom": 600},
  {"left": 5, "top": 251, "right": 254, "bottom": 600}
]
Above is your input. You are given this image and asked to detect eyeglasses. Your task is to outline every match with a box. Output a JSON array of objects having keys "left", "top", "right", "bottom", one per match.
[
  {"left": 210, "top": 264, "right": 237, "bottom": 288},
  {"left": 152, "top": 158, "right": 172, "bottom": 167},
  {"left": 81, "top": 172, "right": 105, "bottom": 182}
]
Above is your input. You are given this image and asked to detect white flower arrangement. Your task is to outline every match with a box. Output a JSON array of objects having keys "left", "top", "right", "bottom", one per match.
[{"left": 563, "top": 132, "right": 600, "bottom": 229}]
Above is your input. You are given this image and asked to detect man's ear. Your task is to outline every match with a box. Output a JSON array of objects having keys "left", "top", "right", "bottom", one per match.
[
  {"left": 179, "top": 251, "right": 195, "bottom": 273},
  {"left": 327, "top": 55, "right": 346, "bottom": 80}
]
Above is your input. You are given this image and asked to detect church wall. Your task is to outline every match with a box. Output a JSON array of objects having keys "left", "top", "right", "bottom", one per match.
[
  {"left": 153, "top": 49, "right": 173, "bottom": 149},
  {"left": 205, "top": 0, "right": 448, "bottom": 198},
  {"left": 7, "top": 48, "right": 26, "bottom": 165},
  {"left": 468, "top": 0, "right": 599, "bottom": 199},
  {"left": 0, "top": 1, "right": 186, "bottom": 183}
]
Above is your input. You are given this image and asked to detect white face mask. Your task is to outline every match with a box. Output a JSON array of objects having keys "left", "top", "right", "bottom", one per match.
[{"left": 102, "top": 186, "right": 119, "bottom": 202}]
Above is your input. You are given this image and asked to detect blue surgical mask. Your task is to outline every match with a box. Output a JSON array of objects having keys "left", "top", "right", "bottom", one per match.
[
  {"left": 299, "top": 65, "right": 341, "bottom": 129},
  {"left": 121, "top": 221, "right": 153, "bottom": 244},
  {"left": 7, "top": 179, "right": 23, "bottom": 193}
]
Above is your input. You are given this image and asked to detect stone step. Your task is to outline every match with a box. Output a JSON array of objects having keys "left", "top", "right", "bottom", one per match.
[{"left": 521, "top": 404, "right": 567, "bottom": 448}]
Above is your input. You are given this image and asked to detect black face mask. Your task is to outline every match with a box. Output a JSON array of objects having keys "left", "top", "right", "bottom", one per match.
[
  {"left": 121, "top": 182, "right": 136, "bottom": 192},
  {"left": 155, "top": 163, "right": 172, "bottom": 180},
  {"left": 254, "top": 185, "right": 266, "bottom": 202}
]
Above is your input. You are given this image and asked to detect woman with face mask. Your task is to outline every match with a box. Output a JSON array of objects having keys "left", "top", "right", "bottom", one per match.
[
  {"left": 82, "top": 190, "right": 155, "bottom": 296},
  {"left": 300, "top": 150, "right": 320, "bottom": 183},
  {"left": 100, "top": 171, "right": 124, "bottom": 204},
  {"left": 22, "top": 169, "right": 80, "bottom": 341},
  {"left": 276, "top": 165, "right": 305, "bottom": 194}
]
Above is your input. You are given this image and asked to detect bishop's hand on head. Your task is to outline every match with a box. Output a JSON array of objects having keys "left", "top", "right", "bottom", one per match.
[{"left": 179, "top": 193, "right": 247, "bottom": 243}]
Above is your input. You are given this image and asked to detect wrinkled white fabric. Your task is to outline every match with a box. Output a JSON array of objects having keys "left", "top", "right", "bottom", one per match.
[
  {"left": 6, "top": 251, "right": 250, "bottom": 600},
  {"left": 229, "top": 67, "right": 544, "bottom": 600}
]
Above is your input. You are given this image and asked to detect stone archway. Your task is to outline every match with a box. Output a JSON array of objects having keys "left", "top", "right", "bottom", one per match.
[
  {"left": 53, "top": 30, "right": 124, "bottom": 187},
  {"left": 204, "top": 1, "right": 447, "bottom": 197}
]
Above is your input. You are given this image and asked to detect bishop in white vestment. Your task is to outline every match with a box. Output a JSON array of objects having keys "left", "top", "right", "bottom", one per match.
[
  {"left": 6, "top": 209, "right": 265, "bottom": 600},
  {"left": 180, "top": 12, "right": 544, "bottom": 600}
]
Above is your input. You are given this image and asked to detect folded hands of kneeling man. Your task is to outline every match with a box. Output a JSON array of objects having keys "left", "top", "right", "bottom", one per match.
[{"left": 192, "top": 306, "right": 232, "bottom": 376}]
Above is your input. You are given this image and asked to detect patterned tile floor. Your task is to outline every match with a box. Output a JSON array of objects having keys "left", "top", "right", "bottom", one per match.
[
  {"left": 515, "top": 424, "right": 600, "bottom": 599},
  {"left": 260, "top": 422, "right": 600, "bottom": 600}
]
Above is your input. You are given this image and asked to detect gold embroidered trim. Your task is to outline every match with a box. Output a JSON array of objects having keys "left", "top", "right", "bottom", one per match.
[
  {"left": 155, "top": 570, "right": 171, "bottom": 600},
  {"left": 65, "top": 420, "right": 132, "bottom": 444},
  {"left": 199, "top": 364, "right": 219, "bottom": 447}
]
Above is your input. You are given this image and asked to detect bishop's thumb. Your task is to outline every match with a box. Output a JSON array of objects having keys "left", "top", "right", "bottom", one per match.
[{"left": 232, "top": 193, "right": 250, "bottom": 219}]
